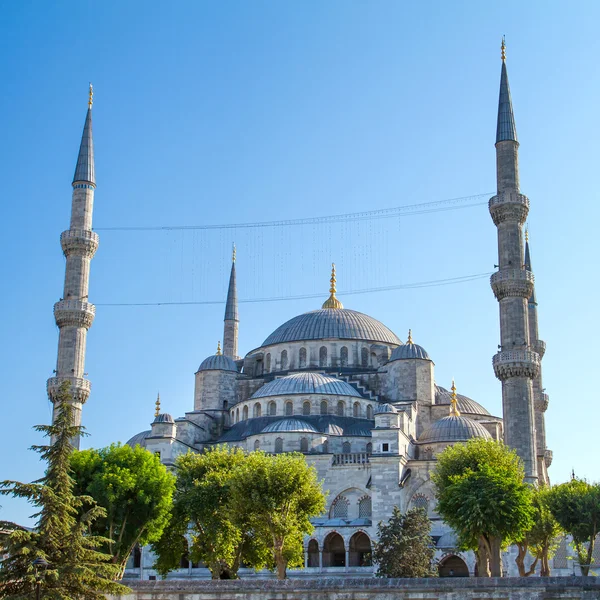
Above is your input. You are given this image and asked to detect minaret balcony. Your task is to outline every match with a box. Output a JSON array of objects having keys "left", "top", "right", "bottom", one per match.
[
  {"left": 535, "top": 392, "right": 549, "bottom": 412},
  {"left": 492, "top": 349, "right": 540, "bottom": 380},
  {"left": 489, "top": 191, "right": 529, "bottom": 225},
  {"left": 54, "top": 300, "right": 96, "bottom": 329},
  {"left": 544, "top": 448, "right": 553, "bottom": 468},
  {"left": 490, "top": 269, "right": 534, "bottom": 300},
  {"left": 60, "top": 229, "right": 99, "bottom": 258},
  {"left": 47, "top": 376, "right": 91, "bottom": 404},
  {"left": 532, "top": 339, "right": 546, "bottom": 358}
]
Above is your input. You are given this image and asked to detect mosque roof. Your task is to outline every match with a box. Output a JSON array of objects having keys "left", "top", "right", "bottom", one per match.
[
  {"left": 126, "top": 430, "right": 151, "bottom": 448},
  {"left": 250, "top": 372, "right": 362, "bottom": 399},
  {"left": 434, "top": 385, "right": 490, "bottom": 416},
  {"left": 261, "top": 308, "right": 401, "bottom": 347},
  {"left": 198, "top": 353, "right": 238, "bottom": 372},
  {"left": 375, "top": 403, "right": 397, "bottom": 414},
  {"left": 73, "top": 101, "right": 95, "bottom": 185},
  {"left": 153, "top": 413, "right": 174, "bottom": 423},
  {"left": 496, "top": 47, "right": 518, "bottom": 143},
  {"left": 418, "top": 415, "right": 492, "bottom": 444},
  {"left": 389, "top": 342, "right": 430, "bottom": 361},
  {"left": 261, "top": 419, "right": 319, "bottom": 434}
]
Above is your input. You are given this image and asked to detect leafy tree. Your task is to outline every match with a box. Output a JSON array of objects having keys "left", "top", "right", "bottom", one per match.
[
  {"left": 70, "top": 443, "right": 175, "bottom": 579},
  {"left": 373, "top": 506, "right": 437, "bottom": 577},
  {"left": 229, "top": 451, "right": 326, "bottom": 579},
  {"left": 0, "top": 383, "right": 129, "bottom": 599},
  {"left": 431, "top": 438, "right": 534, "bottom": 577},
  {"left": 546, "top": 478, "right": 600, "bottom": 576}
]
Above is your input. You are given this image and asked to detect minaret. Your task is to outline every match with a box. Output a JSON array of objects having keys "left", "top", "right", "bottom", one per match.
[
  {"left": 524, "top": 232, "right": 551, "bottom": 484},
  {"left": 46, "top": 84, "right": 99, "bottom": 447},
  {"left": 489, "top": 39, "right": 539, "bottom": 483},
  {"left": 223, "top": 244, "right": 239, "bottom": 359}
]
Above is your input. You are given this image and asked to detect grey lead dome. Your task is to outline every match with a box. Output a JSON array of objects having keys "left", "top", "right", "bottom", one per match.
[
  {"left": 389, "top": 343, "right": 430, "bottom": 361},
  {"left": 197, "top": 354, "right": 238, "bottom": 372},
  {"left": 418, "top": 415, "right": 492, "bottom": 444},
  {"left": 250, "top": 372, "right": 362, "bottom": 399}
]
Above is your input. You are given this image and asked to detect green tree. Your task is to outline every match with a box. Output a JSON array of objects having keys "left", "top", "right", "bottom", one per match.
[
  {"left": 546, "top": 478, "right": 600, "bottom": 576},
  {"left": 70, "top": 443, "right": 175, "bottom": 579},
  {"left": 230, "top": 451, "right": 326, "bottom": 579},
  {"left": 373, "top": 506, "right": 437, "bottom": 577},
  {"left": 0, "top": 384, "right": 129, "bottom": 599},
  {"left": 431, "top": 438, "right": 534, "bottom": 577}
]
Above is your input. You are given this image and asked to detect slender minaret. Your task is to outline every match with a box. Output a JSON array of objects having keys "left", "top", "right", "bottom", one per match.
[
  {"left": 46, "top": 84, "right": 98, "bottom": 446},
  {"left": 489, "top": 39, "right": 539, "bottom": 483},
  {"left": 524, "top": 232, "right": 551, "bottom": 484},
  {"left": 222, "top": 244, "right": 239, "bottom": 359}
]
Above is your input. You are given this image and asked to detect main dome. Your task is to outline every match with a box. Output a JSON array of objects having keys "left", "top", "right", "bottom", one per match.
[{"left": 262, "top": 308, "right": 401, "bottom": 347}]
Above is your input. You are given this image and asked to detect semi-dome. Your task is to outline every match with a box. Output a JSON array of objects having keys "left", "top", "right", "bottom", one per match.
[
  {"left": 153, "top": 413, "right": 174, "bottom": 423},
  {"left": 389, "top": 330, "right": 430, "bottom": 361},
  {"left": 261, "top": 418, "right": 319, "bottom": 434},
  {"left": 198, "top": 353, "right": 238, "bottom": 372},
  {"left": 126, "top": 430, "right": 151, "bottom": 448},
  {"left": 418, "top": 415, "right": 492, "bottom": 444},
  {"left": 435, "top": 385, "right": 490, "bottom": 416},
  {"left": 251, "top": 372, "right": 362, "bottom": 399},
  {"left": 375, "top": 403, "right": 397, "bottom": 414},
  {"left": 261, "top": 308, "right": 401, "bottom": 346}
]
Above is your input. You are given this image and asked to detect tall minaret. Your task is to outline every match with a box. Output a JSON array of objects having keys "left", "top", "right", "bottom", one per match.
[
  {"left": 524, "top": 232, "right": 551, "bottom": 484},
  {"left": 489, "top": 39, "right": 539, "bottom": 483},
  {"left": 222, "top": 244, "right": 239, "bottom": 359},
  {"left": 46, "top": 84, "right": 99, "bottom": 446}
]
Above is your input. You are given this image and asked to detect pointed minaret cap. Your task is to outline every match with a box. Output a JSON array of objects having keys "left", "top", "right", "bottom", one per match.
[
  {"left": 496, "top": 37, "right": 518, "bottom": 144},
  {"left": 224, "top": 245, "right": 239, "bottom": 322},
  {"left": 524, "top": 229, "right": 537, "bottom": 305},
  {"left": 154, "top": 393, "right": 161, "bottom": 418},
  {"left": 73, "top": 83, "right": 96, "bottom": 186},
  {"left": 322, "top": 263, "right": 344, "bottom": 309},
  {"left": 449, "top": 380, "right": 461, "bottom": 416}
]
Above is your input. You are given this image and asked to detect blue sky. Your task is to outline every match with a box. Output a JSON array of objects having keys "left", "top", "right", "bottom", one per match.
[{"left": 1, "top": 1, "right": 599, "bottom": 525}]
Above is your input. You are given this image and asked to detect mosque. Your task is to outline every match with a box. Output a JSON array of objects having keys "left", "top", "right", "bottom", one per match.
[{"left": 48, "top": 42, "right": 558, "bottom": 578}]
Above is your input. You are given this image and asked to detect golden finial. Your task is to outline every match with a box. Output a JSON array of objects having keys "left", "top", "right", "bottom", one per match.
[
  {"left": 154, "top": 393, "right": 161, "bottom": 418},
  {"left": 232, "top": 243, "right": 236, "bottom": 263},
  {"left": 88, "top": 83, "right": 94, "bottom": 109},
  {"left": 407, "top": 329, "right": 413, "bottom": 344},
  {"left": 525, "top": 228, "right": 529, "bottom": 243},
  {"left": 501, "top": 36, "right": 506, "bottom": 62},
  {"left": 216, "top": 341, "right": 222, "bottom": 356},
  {"left": 322, "top": 263, "right": 344, "bottom": 309},
  {"left": 449, "top": 379, "right": 461, "bottom": 416}
]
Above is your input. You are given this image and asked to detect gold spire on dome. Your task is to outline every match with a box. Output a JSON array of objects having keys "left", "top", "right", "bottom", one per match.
[
  {"left": 88, "top": 83, "right": 94, "bottom": 109},
  {"left": 232, "top": 243, "right": 236, "bottom": 263},
  {"left": 155, "top": 393, "right": 161, "bottom": 418},
  {"left": 449, "top": 380, "right": 461, "bottom": 416},
  {"left": 525, "top": 228, "right": 529, "bottom": 243},
  {"left": 322, "top": 263, "right": 344, "bottom": 309},
  {"left": 501, "top": 36, "right": 506, "bottom": 62},
  {"left": 216, "top": 341, "right": 222, "bottom": 356},
  {"left": 407, "top": 329, "right": 413, "bottom": 344}
]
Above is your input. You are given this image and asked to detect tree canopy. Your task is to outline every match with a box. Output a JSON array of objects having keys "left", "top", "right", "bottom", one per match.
[
  {"left": 373, "top": 506, "right": 436, "bottom": 578},
  {"left": 70, "top": 443, "right": 175, "bottom": 579},
  {"left": 431, "top": 438, "right": 534, "bottom": 577}
]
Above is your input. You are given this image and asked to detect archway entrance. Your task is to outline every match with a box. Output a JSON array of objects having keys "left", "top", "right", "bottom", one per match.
[
  {"left": 323, "top": 532, "right": 345, "bottom": 567},
  {"left": 438, "top": 554, "right": 469, "bottom": 577},
  {"left": 307, "top": 539, "right": 319, "bottom": 567},
  {"left": 349, "top": 531, "right": 372, "bottom": 566}
]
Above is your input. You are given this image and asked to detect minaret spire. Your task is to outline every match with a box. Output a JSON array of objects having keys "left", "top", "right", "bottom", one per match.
[
  {"left": 47, "top": 86, "right": 100, "bottom": 447},
  {"left": 222, "top": 244, "right": 239, "bottom": 359},
  {"left": 489, "top": 44, "right": 539, "bottom": 482}
]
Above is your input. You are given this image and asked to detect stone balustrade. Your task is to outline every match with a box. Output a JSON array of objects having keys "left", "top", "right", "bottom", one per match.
[
  {"left": 488, "top": 191, "right": 530, "bottom": 225},
  {"left": 332, "top": 453, "right": 369, "bottom": 466},
  {"left": 492, "top": 350, "right": 540, "bottom": 380},
  {"left": 53, "top": 300, "right": 96, "bottom": 329},
  {"left": 490, "top": 269, "right": 535, "bottom": 300},
  {"left": 46, "top": 376, "right": 91, "bottom": 403},
  {"left": 544, "top": 448, "right": 553, "bottom": 468},
  {"left": 60, "top": 228, "right": 99, "bottom": 258},
  {"left": 532, "top": 339, "right": 546, "bottom": 357}
]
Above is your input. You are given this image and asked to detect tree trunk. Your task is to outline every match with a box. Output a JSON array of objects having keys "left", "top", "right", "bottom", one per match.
[
  {"left": 275, "top": 554, "right": 287, "bottom": 579},
  {"left": 477, "top": 537, "right": 491, "bottom": 577},
  {"left": 540, "top": 550, "right": 550, "bottom": 577},
  {"left": 489, "top": 536, "right": 503, "bottom": 577},
  {"left": 515, "top": 542, "right": 537, "bottom": 577}
]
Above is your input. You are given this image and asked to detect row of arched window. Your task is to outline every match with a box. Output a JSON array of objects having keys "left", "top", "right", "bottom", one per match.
[
  {"left": 230, "top": 400, "right": 374, "bottom": 423},
  {"left": 331, "top": 495, "right": 372, "bottom": 519},
  {"left": 252, "top": 438, "right": 373, "bottom": 455},
  {"left": 264, "top": 346, "right": 371, "bottom": 372}
]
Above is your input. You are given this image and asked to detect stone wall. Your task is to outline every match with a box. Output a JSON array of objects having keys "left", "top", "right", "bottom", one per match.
[{"left": 109, "top": 576, "right": 600, "bottom": 600}]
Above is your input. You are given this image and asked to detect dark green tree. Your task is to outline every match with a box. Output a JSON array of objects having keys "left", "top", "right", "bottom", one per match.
[
  {"left": 546, "top": 478, "right": 600, "bottom": 576},
  {"left": 70, "top": 443, "right": 175, "bottom": 579},
  {"left": 372, "top": 506, "right": 437, "bottom": 577},
  {"left": 0, "top": 383, "right": 129, "bottom": 599},
  {"left": 431, "top": 438, "right": 534, "bottom": 577}
]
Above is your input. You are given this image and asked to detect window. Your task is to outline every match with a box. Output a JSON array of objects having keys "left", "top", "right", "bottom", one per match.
[
  {"left": 323, "top": 439, "right": 329, "bottom": 453},
  {"left": 332, "top": 496, "right": 349, "bottom": 519},
  {"left": 366, "top": 442, "right": 373, "bottom": 454},
  {"left": 254, "top": 439, "right": 260, "bottom": 451},
  {"left": 253, "top": 403, "right": 262, "bottom": 418},
  {"left": 265, "top": 353, "right": 271, "bottom": 372},
  {"left": 275, "top": 437, "right": 283, "bottom": 453},
  {"left": 303, "top": 401, "right": 311, "bottom": 416},
  {"left": 340, "top": 346, "right": 348, "bottom": 367},
  {"left": 366, "top": 405, "right": 373, "bottom": 419},
  {"left": 223, "top": 400, "right": 229, "bottom": 410},
  {"left": 319, "top": 346, "right": 327, "bottom": 367},
  {"left": 243, "top": 405, "right": 248, "bottom": 420},
  {"left": 412, "top": 494, "right": 429, "bottom": 512},
  {"left": 358, "top": 496, "right": 372, "bottom": 518},
  {"left": 285, "top": 401, "right": 293, "bottom": 416},
  {"left": 300, "top": 437, "right": 309, "bottom": 452},
  {"left": 337, "top": 401, "right": 345, "bottom": 416},
  {"left": 268, "top": 401, "right": 277, "bottom": 416},
  {"left": 361, "top": 347, "right": 369, "bottom": 367},
  {"left": 382, "top": 443, "right": 389, "bottom": 452},
  {"left": 320, "top": 400, "right": 328, "bottom": 415},
  {"left": 353, "top": 402, "right": 360, "bottom": 417},
  {"left": 342, "top": 441, "right": 351, "bottom": 453},
  {"left": 299, "top": 347, "right": 307, "bottom": 368},
  {"left": 236, "top": 408, "right": 239, "bottom": 423},
  {"left": 281, "top": 350, "right": 288, "bottom": 370}
]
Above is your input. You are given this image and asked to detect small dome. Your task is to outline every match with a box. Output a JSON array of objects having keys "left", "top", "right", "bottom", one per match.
[
  {"left": 435, "top": 385, "right": 490, "bottom": 416},
  {"left": 261, "top": 418, "right": 319, "bottom": 434},
  {"left": 418, "top": 415, "right": 492, "bottom": 444},
  {"left": 324, "top": 423, "right": 344, "bottom": 436},
  {"left": 126, "top": 430, "right": 151, "bottom": 448},
  {"left": 389, "top": 343, "right": 430, "bottom": 361},
  {"left": 198, "top": 354, "right": 238, "bottom": 372},
  {"left": 437, "top": 531, "right": 458, "bottom": 549},
  {"left": 375, "top": 403, "right": 397, "bottom": 414},
  {"left": 154, "top": 413, "right": 174, "bottom": 423},
  {"left": 251, "top": 372, "right": 362, "bottom": 399}
]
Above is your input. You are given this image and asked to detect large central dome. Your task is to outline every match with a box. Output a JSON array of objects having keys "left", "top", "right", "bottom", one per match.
[{"left": 262, "top": 308, "right": 401, "bottom": 347}]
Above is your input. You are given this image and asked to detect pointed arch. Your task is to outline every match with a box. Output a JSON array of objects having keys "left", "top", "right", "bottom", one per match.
[
  {"left": 299, "top": 347, "right": 307, "bottom": 368},
  {"left": 340, "top": 346, "right": 348, "bottom": 367},
  {"left": 281, "top": 350, "right": 288, "bottom": 370},
  {"left": 319, "top": 346, "right": 327, "bottom": 367}
]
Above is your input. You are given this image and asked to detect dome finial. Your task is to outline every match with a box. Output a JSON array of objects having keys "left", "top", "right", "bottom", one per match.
[
  {"left": 322, "top": 263, "right": 343, "bottom": 309},
  {"left": 450, "top": 379, "right": 461, "bottom": 416},
  {"left": 88, "top": 82, "right": 94, "bottom": 109},
  {"left": 501, "top": 35, "right": 506, "bottom": 62},
  {"left": 216, "top": 341, "right": 222, "bottom": 355},
  {"left": 525, "top": 227, "right": 529, "bottom": 243},
  {"left": 407, "top": 329, "right": 413, "bottom": 344},
  {"left": 155, "top": 392, "right": 161, "bottom": 418}
]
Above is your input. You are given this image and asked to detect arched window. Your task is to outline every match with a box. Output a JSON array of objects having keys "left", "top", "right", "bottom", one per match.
[
  {"left": 299, "top": 347, "right": 307, "bottom": 368},
  {"left": 323, "top": 532, "right": 345, "bottom": 567},
  {"left": 285, "top": 401, "right": 293, "bottom": 416},
  {"left": 275, "top": 437, "right": 284, "bottom": 453},
  {"left": 331, "top": 495, "right": 349, "bottom": 519},
  {"left": 236, "top": 408, "right": 240, "bottom": 423},
  {"left": 223, "top": 400, "right": 229, "bottom": 410},
  {"left": 358, "top": 495, "right": 372, "bottom": 518},
  {"left": 361, "top": 347, "right": 369, "bottom": 367},
  {"left": 300, "top": 437, "right": 309, "bottom": 452},
  {"left": 265, "top": 353, "right": 271, "bottom": 372},
  {"left": 349, "top": 531, "right": 372, "bottom": 566},
  {"left": 268, "top": 401, "right": 277, "bottom": 416},
  {"left": 253, "top": 403, "right": 262, "bottom": 418},
  {"left": 307, "top": 539, "right": 319, "bottom": 567},
  {"left": 319, "top": 346, "right": 327, "bottom": 367},
  {"left": 254, "top": 439, "right": 260, "bottom": 451},
  {"left": 353, "top": 402, "right": 360, "bottom": 417},
  {"left": 412, "top": 494, "right": 429, "bottom": 513},
  {"left": 366, "top": 405, "right": 373, "bottom": 419},
  {"left": 281, "top": 350, "right": 288, "bottom": 370},
  {"left": 342, "top": 441, "right": 351, "bottom": 453},
  {"left": 337, "top": 401, "right": 345, "bottom": 416},
  {"left": 302, "top": 401, "right": 311, "bottom": 416},
  {"left": 366, "top": 442, "right": 373, "bottom": 454},
  {"left": 323, "top": 439, "right": 329, "bottom": 453},
  {"left": 320, "top": 400, "right": 328, "bottom": 415},
  {"left": 243, "top": 405, "right": 248, "bottom": 420},
  {"left": 230, "top": 410, "right": 234, "bottom": 420},
  {"left": 340, "top": 346, "right": 348, "bottom": 367}
]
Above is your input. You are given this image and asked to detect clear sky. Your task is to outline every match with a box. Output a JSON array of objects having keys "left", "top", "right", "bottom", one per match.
[{"left": 1, "top": 1, "right": 599, "bottom": 525}]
